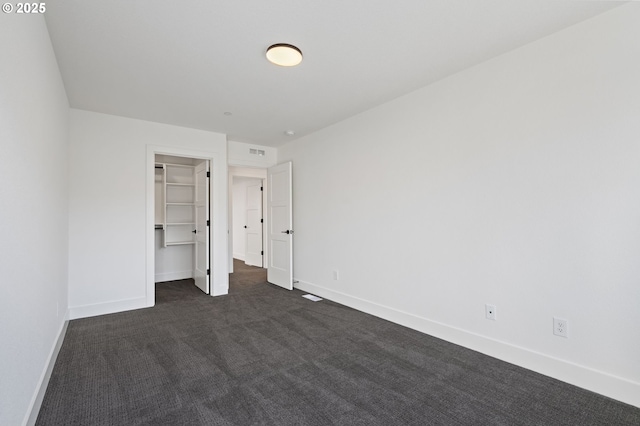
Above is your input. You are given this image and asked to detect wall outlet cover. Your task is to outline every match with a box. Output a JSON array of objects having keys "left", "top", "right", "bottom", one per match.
[
  {"left": 485, "top": 304, "right": 496, "bottom": 321},
  {"left": 554, "top": 317, "right": 568, "bottom": 338}
]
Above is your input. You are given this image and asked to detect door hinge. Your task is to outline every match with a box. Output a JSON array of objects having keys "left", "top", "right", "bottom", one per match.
[
  {"left": 260, "top": 218, "right": 263, "bottom": 223},
  {"left": 206, "top": 220, "right": 210, "bottom": 226},
  {"left": 260, "top": 186, "right": 263, "bottom": 191},
  {"left": 206, "top": 171, "right": 210, "bottom": 178},
  {"left": 207, "top": 269, "right": 210, "bottom": 275},
  {"left": 261, "top": 250, "right": 264, "bottom": 255}
]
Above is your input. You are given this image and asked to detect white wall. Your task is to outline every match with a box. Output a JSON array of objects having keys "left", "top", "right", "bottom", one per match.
[
  {"left": 228, "top": 140, "right": 277, "bottom": 168},
  {"left": 68, "top": 109, "right": 228, "bottom": 318},
  {"left": 154, "top": 232, "right": 194, "bottom": 282},
  {"left": 0, "top": 14, "right": 70, "bottom": 426},
  {"left": 278, "top": 5, "right": 640, "bottom": 407}
]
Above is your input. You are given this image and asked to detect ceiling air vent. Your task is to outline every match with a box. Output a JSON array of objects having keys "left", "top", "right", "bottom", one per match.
[{"left": 249, "top": 148, "right": 265, "bottom": 156}]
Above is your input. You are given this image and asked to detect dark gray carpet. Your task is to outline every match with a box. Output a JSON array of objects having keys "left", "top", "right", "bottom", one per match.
[{"left": 37, "top": 260, "right": 640, "bottom": 425}]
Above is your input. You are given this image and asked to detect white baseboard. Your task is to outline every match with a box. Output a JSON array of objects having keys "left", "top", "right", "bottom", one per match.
[
  {"left": 294, "top": 279, "right": 640, "bottom": 408},
  {"left": 233, "top": 253, "right": 245, "bottom": 261},
  {"left": 24, "top": 317, "right": 68, "bottom": 426},
  {"left": 69, "top": 297, "right": 149, "bottom": 320},
  {"left": 155, "top": 270, "right": 193, "bottom": 283}
]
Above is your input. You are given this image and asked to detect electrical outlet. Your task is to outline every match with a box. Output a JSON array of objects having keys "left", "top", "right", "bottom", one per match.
[
  {"left": 333, "top": 270, "right": 339, "bottom": 281},
  {"left": 553, "top": 317, "right": 568, "bottom": 338},
  {"left": 485, "top": 304, "right": 496, "bottom": 321}
]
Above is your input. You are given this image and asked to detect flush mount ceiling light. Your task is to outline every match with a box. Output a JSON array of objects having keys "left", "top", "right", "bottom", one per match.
[{"left": 266, "top": 43, "right": 303, "bottom": 67}]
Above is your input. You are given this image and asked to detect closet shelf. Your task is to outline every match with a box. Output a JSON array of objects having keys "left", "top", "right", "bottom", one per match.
[
  {"left": 157, "top": 161, "right": 196, "bottom": 248},
  {"left": 166, "top": 182, "right": 195, "bottom": 187},
  {"left": 163, "top": 163, "right": 193, "bottom": 168}
]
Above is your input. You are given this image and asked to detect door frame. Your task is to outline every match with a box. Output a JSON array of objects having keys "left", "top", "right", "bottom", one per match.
[
  {"left": 229, "top": 176, "right": 264, "bottom": 265},
  {"left": 146, "top": 145, "right": 227, "bottom": 307},
  {"left": 228, "top": 166, "right": 268, "bottom": 273}
]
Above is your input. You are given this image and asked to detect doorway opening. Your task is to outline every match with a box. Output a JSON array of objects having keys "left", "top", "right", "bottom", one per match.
[
  {"left": 228, "top": 162, "right": 294, "bottom": 291},
  {"left": 231, "top": 176, "right": 265, "bottom": 267},
  {"left": 154, "top": 154, "right": 210, "bottom": 295},
  {"left": 229, "top": 166, "right": 267, "bottom": 275}
]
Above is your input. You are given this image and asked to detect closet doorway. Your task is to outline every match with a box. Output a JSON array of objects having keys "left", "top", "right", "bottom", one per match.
[{"left": 155, "top": 154, "right": 210, "bottom": 294}]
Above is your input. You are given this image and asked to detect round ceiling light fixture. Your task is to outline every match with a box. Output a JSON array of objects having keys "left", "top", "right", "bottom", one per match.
[{"left": 266, "top": 43, "right": 303, "bottom": 67}]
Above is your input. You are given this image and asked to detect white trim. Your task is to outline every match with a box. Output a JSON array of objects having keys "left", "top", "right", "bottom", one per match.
[
  {"left": 69, "top": 297, "right": 148, "bottom": 320},
  {"left": 24, "top": 318, "right": 69, "bottom": 426},
  {"left": 293, "top": 278, "right": 640, "bottom": 408},
  {"left": 155, "top": 270, "right": 193, "bottom": 283},
  {"left": 233, "top": 253, "right": 246, "bottom": 261}
]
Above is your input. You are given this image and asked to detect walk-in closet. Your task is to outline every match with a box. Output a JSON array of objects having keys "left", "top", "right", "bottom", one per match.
[{"left": 155, "top": 154, "right": 210, "bottom": 294}]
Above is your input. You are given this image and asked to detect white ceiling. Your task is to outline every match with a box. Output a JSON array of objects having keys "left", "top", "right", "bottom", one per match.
[{"left": 44, "top": 1, "right": 623, "bottom": 147}]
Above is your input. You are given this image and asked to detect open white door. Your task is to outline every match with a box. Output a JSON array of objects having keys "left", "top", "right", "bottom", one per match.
[
  {"left": 267, "top": 162, "right": 293, "bottom": 290},
  {"left": 245, "top": 181, "right": 263, "bottom": 267},
  {"left": 194, "top": 161, "right": 210, "bottom": 293}
]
